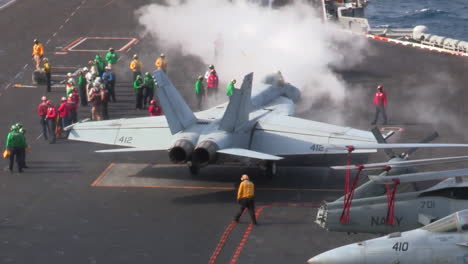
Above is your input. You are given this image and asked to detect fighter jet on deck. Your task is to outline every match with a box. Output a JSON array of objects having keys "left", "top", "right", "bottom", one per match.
[
  {"left": 309, "top": 210, "right": 468, "bottom": 264},
  {"left": 67, "top": 71, "right": 468, "bottom": 176},
  {"left": 317, "top": 164, "right": 468, "bottom": 234}
]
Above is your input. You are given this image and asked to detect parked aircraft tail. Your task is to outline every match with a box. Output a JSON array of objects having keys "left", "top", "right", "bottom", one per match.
[
  {"left": 219, "top": 72, "right": 253, "bottom": 132},
  {"left": 153, "top": 70, "right": 197, "bottom": 134}
]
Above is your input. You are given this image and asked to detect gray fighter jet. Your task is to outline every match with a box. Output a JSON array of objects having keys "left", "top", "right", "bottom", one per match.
[
  {"left": 67, "top": 71, "right": 468, "bottom": 175},
  {"left": 309, "top": 209, "right": 468, "bottom": 264},
  {"left": 316, "top": 164, "right": 468, "bottom": 234}
]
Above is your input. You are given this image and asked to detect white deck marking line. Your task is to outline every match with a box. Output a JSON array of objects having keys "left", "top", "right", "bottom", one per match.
[
  {"left": 52, "top": 32, "right": 57, "bottom": 37},
  {"left": 68, "top": 37, "right": 88, "bottom": 50},
  {"left": 23, "top": 64, "right": 28, "bottom": 69},
  {"left": 65, "top": 18, "right": 70, "bottom": 23},
  {"left": 0, "top": 0, "right": 16, "bottom": 10},
  {"left": 59, "top": 25, "right": 64, "bottom": 29}
]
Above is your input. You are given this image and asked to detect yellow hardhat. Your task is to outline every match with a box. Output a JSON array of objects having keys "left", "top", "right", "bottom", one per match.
[{"left": 241, "top": 174, "right": 249, "bottom": 181}]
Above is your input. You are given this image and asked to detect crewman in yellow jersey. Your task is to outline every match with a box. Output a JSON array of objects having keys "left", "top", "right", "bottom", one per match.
[
  {"left": 154, "top": 53, "right": 168, "bottom": 73},
  {"left": 234, "top": 174, "right": 257, "bottom": 225}
]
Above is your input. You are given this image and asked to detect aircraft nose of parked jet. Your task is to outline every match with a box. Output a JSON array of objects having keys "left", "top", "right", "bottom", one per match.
[{"left": 307, "top": 243, "right": 364, "bottom": 264}]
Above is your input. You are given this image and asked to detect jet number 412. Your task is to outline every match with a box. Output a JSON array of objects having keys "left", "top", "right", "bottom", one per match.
[
  {"left": 310, "top": 144, "right": 324, "bottom": 152},
  {"left": 118, "top": 136, "right": 133, "bottom": 144}
]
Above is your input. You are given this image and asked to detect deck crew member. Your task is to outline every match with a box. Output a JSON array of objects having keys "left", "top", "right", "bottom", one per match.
[
  {"left": 234, "top": 174, "right": 258, "bottom": 225},
  {"left": 37, "top": 96, "right": 49, "bottom": 141},
  {"left": 105, "top": 47, "right": 119, "bottom": 67},
  {"left": 194, "top": 75, "right": 205, "bottom": 110},
  {"left": 43, "top": 58, "right": 52, "bottom": 92},
  {"left": 32, "top": 39, "right": 44, "bottom": 70},
  {"left": 133, "top": 75, "right": 144, "bottom": 110},
  {"left": 226, "top": 79, "right": 236, "bottom": 97},
  {"left": 5, "top": 124, "right": 27, "bottom": 173},
  {"left": 45, "top": 100, "right": 57, "bottom": 144},
  {"left": 129, "top": 54, "right": 143, "bottom": 81},
  {"left": 155, "top": 53, "right": 168, "bottom": 73},
  {"left": 371, "top": 84, "right": 388, "bottom": 125}
]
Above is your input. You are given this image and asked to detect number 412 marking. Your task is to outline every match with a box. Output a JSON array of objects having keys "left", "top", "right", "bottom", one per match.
[{"left": 118, "top": 136, "right": 133, "bottom": 144}]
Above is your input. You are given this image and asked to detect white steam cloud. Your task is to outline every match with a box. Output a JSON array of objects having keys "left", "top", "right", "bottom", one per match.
[{"left": 136, "top": 0, "right": 368, "bottom": 123}]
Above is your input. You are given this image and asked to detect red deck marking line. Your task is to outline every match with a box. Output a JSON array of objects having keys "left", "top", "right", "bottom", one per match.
[
  {"left": 62, "top": 37, "right": 84, "bottom": 51},
  {"left": 91, "top": 163, "right": 115, "bottom": 186},
  {"left": 208, "top": 221, "right": 237, "bottom": 264},
  {"left": 118, "top": 38, "right": 139, "bottom": 52},
  {"left": 228, "top": 202, "right": 320, "bottom": 264}
]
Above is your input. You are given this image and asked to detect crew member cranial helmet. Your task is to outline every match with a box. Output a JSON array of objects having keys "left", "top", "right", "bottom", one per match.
[
  {"left": 377, "top": 85, "right": 383, "bottom": 90},
  {"left": 46, "top": 100, "right": 52, "bottom": 105},
  {"left": 15, "top": 123, "right": 23, "bottom": 129},
  {"left": 61, "top": 97, "right": 67, "bottom": 102},
  {"left": 150, "top": 100, "right": 155, "bottom": 104},
  {"left": 198, "top": 75, "right": 203, "bottom": 80},
  {"left": 241, "top": 174, "right": 249, "bottom": 181},
  {"left": 160, "top": 53, "right": 165, "bottom": 57},
  {"left": 231, "top": 79, "right": 236, "bottom": 84},
  {"left": 43, "top": 57, "right": 48, "bottom": 62},
  {"left": 208, "top": 64, "right": 214, "bottom": 69},
  {"left": 83, "top": 67, "right": 89, "bottom": 72},
  {"left": 10, "top": 125, "right": 17, "bottom": 131},
  {"left": 133, "top": 54, "right": 138, "bottom": 59},
  {"left": 33, "top": 39, "right": 38, "bottom": 44},
  {"left": 145, "top": 72, "right": 150, "bottom": 76},
  {"left": 67, "top": 72, "right": 72, "bottom": 77},
  {"left": 109, "top": 47, "right": 114, "bottom": 52},
  {"left": 41, "top": 96, "right": 47, "bottom": 101}
]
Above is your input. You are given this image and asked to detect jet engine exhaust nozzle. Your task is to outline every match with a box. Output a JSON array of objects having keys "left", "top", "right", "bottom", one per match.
[
  {"left": 169, "top": 140, "right": 195, "bottom": 163},
  {"left": 192, "top": 141, "right": 219, "bottom": 166}
]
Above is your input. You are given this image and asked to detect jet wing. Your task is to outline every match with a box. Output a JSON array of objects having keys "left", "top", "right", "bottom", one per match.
[
  {"left": 249, "top": 115, "right": 376, "bottom": 155},
  {"left": 67, "top": 116, "right": 173, "bottom": 149},
  {"left": 332, "top": 156, "right": 468, "bottom": 171},
  {"left": 369, "top": 168, "right": 468, "bottom": 184}
]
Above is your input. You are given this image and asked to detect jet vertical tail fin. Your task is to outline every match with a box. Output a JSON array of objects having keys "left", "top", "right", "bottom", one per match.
[
  {"left": 153, "top": 70, "right": 197, "bottom": 134},
  {"left": 219, "top": 72, "right": 253, "bottom": 132}
]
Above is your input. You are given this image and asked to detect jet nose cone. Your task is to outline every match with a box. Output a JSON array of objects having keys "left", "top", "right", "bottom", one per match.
[{"left": 307, "top": 244, "right": 364, "bottom": 264}]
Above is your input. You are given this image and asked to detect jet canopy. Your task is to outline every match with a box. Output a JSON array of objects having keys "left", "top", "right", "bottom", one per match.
[{"left": 422, "top": 210, "right": 468, "bottom": 233}]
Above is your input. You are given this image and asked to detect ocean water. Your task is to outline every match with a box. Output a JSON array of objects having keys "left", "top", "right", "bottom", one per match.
[{"left": 366, "top": 0, "right": 468, "bottom": 41}]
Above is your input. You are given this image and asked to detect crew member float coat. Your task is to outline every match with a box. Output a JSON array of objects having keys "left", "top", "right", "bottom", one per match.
[
  {"left": 373, "top": 91, "right": 387, "bottom": 106},
  {"left": 32, "top": 43, "right": 44, "bottom": 56},
  {"left": 155, "top": 58, "right": 168, "bottom": 72},
  {"left": 237, "top": 180, "right": 255, "bottom": 200},
  {"left": 105, "top": 51, "right": 118, "bottom": 65},
  {"left": 6, "top": 131, "right": 27, "bottom": 149}
]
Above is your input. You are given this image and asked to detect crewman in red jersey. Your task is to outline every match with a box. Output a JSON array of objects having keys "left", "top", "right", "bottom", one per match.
[
  {"left": 37, "top": 96, "right": 49, "bottom": 141},
  {"left": 45, "top": 100, "right": 57, "bottom": 144},
  {"left": 371, "top": 84, "right": 388, "bottom": 125}
]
